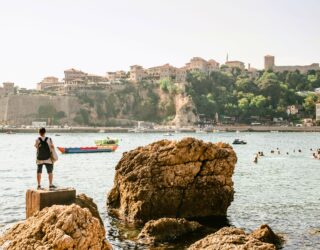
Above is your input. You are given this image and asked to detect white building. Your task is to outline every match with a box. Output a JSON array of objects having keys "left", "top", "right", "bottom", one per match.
[{"left": 316, "top": 103, "right": 320, "bottom": 121}]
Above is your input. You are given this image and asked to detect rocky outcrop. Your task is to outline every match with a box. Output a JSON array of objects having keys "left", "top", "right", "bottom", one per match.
[
  {"left": 75, "top": 193, "right": 104, "bottom": 226},
  {"left": 188, "top": 226, "right": 277, "bottom": 250},
  {"left": 250, "top": 224, "right": 282, "bottom": 246},
  {"left": 138, "top": 218, "right": 202, "bottom": 244},
  {"left": 107, "top": 137, "right": 237, "bottom": 224},
  {"left": 0, "top": 204, "right": 111, "bottom": 250},
  {"left": 172, "top": 94, "right": 198, "bottom": 127}
]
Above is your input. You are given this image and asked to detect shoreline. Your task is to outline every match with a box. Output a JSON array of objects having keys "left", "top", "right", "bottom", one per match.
[{"left": 1, "top": 125, "right": 320, "bottom": 133}]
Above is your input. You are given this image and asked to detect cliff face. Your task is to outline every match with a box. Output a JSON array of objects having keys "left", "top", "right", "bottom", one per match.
[
  {"left": 172, "top": 94, "right": 198, "bottom": 127},
  {"left": 0, "top": 82, "right": 198, "bottom": 126}
]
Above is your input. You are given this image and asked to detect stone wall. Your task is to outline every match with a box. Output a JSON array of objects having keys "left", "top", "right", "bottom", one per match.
[{"left": 0, "top": 95, "right": 80, "bottom": 125}]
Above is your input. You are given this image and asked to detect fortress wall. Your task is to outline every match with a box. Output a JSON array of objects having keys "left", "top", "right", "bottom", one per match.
[
  {"left": 1, "top": 95, "right": 80, "bottom": 125},
  {"left": 0, "top": 97, "right": 9, "bottom": 122},
  {"left": 274, "top": 64, "right": 319, "bottom": 73}
]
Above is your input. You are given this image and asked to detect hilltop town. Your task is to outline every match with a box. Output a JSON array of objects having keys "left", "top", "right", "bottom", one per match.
[{"left": 0, "top": 55, "right": 320, "bottom": 128}]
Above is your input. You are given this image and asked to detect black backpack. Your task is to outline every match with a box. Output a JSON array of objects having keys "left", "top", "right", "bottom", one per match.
[{"left": 37, "top": 137, "right": 51, "bottom": 160}]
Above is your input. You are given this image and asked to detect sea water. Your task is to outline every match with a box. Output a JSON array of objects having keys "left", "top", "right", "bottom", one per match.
[{"left": 0, "top": 132, "right": 319, "bottom": 249}]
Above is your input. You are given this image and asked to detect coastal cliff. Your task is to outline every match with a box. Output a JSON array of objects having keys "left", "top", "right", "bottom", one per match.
[{"left": 0, "top": 82, "right": 197, "bottom": 126}]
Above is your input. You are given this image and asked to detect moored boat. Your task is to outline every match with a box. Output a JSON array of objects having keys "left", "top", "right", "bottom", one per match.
[
  {"left": 94, "top": 138, "right": 119, "bottom": 146},
  {"left": 57, "top": 145, "right": 117, "bottom": 154},
  {"left": 232, "top": 139, "right": 247, "bottom": 145}
]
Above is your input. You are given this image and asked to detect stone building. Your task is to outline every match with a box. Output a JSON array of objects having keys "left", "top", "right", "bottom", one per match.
[
  {"left": 185, "top": 57, "right": 219, "bottom": 73},
  {"left": 2, "top": 82, "right": 15, "bottom": 95},
  {"left": 128, "top": 57, "right": 220, "bottom": 83},
  {"left": 186, "top": 57, "right": 209, "bottom": 72},
  {"left": 175, "top": 67, "right": 188, "bottom": 82},
  {"left": 264, "top": 55, "right": 320, "bottom": 73},
  {"left": 225, "top": 60, "right": 245, "bottom": 70},
  {"left": 129, "top": 65, "right": 146, "bottom": 83},
  {"left": 87, "top": 74, "right": 108, "bottom": 84},
  {"left": 0, "top": 86, "right": 4, "bottom": 97},
  {"left": 264, "top": 55, "right": 275, "bottom": 70},
  {"left": 106, "top": 71, "right": 127, "bottom": 83},
  {"left": 286, "top": 105, "right": 300, "bottom": 115},
  {"left": 64, "top": 68, "right": 88, "bottom": 85},
  {"left": 37, "top": 76, "right": 61, "bottom": 91},
  {"left": 146, "top": 64, "right": 177, "bottom": 80}
]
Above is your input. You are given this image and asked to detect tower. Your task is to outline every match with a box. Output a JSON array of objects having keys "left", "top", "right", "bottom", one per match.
[{"left": 264, "top": 55, "right": 275, "bottom": 70}]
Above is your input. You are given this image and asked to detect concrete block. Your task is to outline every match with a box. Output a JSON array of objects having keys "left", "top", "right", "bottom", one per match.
[{"left": 26, "top": 188, "right": 76, "bottom": 218}]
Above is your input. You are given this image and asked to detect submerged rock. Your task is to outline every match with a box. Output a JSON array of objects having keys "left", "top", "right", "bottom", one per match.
[
  {"left": 0, "top": 204, "right": 111, "bottom": 250},
  {"left": 188, "top": 226, "right": 278, "bottom": 250},
  {"left": 107, "top": 137, "right": 237, "bottom": 223},
  {"left": 250, "top": 224, "right": 282, "bottom": 246},
  {"left": 138, "top": 218, "right": 202, "bottom": 244}
]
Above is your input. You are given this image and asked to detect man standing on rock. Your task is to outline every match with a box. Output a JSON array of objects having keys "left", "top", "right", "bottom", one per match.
[{"left": 34, "top": 127, "right": 56, "bottom": 190}]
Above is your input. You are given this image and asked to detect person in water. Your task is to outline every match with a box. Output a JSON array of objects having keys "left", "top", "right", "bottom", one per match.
[
  {"left": 253, "top": 153, "right": 259, "bottom": 163},
  {"left": 34, "top": 127, "right": 56, "bottom": 189}
]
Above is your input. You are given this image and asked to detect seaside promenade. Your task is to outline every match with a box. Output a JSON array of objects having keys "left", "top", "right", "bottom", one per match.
[{"left": 2, "top": 125, "right": 320, "bottom": 133}]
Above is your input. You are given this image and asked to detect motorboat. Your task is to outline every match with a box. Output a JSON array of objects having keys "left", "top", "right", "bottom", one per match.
[{"left": 232, "top": 139, "right": 247, "bottom": 145}]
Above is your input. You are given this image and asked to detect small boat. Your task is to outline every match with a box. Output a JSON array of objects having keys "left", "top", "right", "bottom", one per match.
[
  {"left": 57, "top": 145, "right": 117, "bottom": 154},
  {"left": 232, "top": 139, "right": 247, "bottom": 145},
  {"left": 55, "top": 134, "right": 61, "bottom": 136},
  {"left": 94, "top": 138, "right": 119, "bottom": 146},
  {"left": 6, "top": 131, "right": 16, "bottom": 134},
  {"left": 164, "top": 133, "right": 173, "bottom": 136}
]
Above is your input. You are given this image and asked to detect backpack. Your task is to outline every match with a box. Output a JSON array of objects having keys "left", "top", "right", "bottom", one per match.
[{"left": 37, "top": 137, "right": 51, "bottom": 160}]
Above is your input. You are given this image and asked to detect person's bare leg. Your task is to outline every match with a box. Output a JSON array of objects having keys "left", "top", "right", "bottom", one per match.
[
  {"left": 48, "top": 173, "right": 53, "bottom": 186},
  {"left": 37, "top": 173, "right": 41, "bottom": 186}
]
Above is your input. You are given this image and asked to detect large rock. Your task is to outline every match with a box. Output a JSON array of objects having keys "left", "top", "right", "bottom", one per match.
[
  {"left": 107, "top": 137, "right": 237, "bottom": 223},
  {"left": 188, "top": 226, "right": 277, "bottom": 250},
  {"left": 0, "top": 204, "right": 112, "bottom": 250},
  {"left": 75, "top": 193, "right": 104, "bottom": 226},
  {"left": 138, "top": 218, "right": 202, "bottom": 244}
]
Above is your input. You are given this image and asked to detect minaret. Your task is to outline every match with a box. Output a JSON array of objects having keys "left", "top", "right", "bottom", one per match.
[{"left": 226, "top": 53, "right": 229, "bottom": 63}]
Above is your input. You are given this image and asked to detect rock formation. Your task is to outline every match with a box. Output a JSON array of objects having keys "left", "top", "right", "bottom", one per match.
[
  {"left": 0, "top": 204, "right": 111, "bottom": 250},
  {"left": 250, "top": 224, "right": 282, "bottom": 246},
  {"left": 138, "top": 218, "right": 202, "bottom": 244},
  {"left": 107, "top": 137, "right": 237, "bottom": 223},
  {"left": 172, "top": 94, "right": 198, "bottom": 127},
  {"left": 188, "top": 226, "right": 277, "bottom": 250},
  {"left": 75, "top": 193, "right": 104, "bottom": 226}
]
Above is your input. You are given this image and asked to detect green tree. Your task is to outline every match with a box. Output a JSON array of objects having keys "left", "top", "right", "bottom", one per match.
[{"left": 303, "top": 94, "right": 318, "bottom": 116}]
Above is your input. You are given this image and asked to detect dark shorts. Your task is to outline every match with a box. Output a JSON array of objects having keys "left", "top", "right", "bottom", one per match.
[{"left": 37, "top": 164, "right": 53, "bottom": 174}]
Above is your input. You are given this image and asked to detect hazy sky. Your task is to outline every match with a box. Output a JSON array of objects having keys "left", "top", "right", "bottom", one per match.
[{"left": 0, "top": 0, "right": 319, "bottom": 88}]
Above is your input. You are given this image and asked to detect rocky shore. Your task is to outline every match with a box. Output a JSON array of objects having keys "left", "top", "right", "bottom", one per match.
[
  {"left": 106, "top": 137, "right": 282, "bottom": 249},
  {"left": 0, "top": 137, "right": 283, "bottom": 249},
  {"left": 0, "top": 194, "right": 111, "bottom": 250}
]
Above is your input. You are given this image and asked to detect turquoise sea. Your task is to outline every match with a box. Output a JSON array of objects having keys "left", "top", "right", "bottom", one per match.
[{"left": 0, "top": 132, "right": 319, "bottom": 249}]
